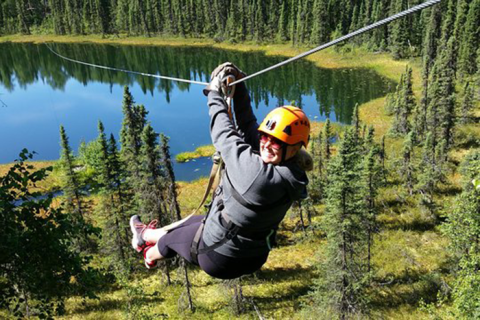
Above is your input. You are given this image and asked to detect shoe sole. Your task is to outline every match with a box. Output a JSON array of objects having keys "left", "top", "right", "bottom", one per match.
[{"left": 130, "top": 215, "right": 145, "bottom": 253}]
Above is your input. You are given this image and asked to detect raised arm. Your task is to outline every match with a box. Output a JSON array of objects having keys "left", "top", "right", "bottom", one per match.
[{"left": 232, "top": 82, "right": 260, "bottom": 151}]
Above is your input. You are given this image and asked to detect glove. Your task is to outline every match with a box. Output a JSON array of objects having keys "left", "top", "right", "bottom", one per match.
[
  {"left": 211, "top": 62, "right": 246, "bottom": 80},
  {"left": 203, "top": 62, "right": 246, "bottom": 96}
]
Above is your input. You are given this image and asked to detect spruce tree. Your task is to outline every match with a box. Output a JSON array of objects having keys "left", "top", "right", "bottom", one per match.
[
  {"left": 390, "top": 0, "right": 410, "bottom": 59},
  {"left": 226, "top": 0, "right": 241, "bottom": 42},
  {"left": 401, "top": 131, "right": 415, "bottom": 195},
  {"left": 254, "top": 0, "right": 266, "bottom": 42},
  {"left": 399, "top": 66, "right": 416, "bottom": 135},
  {"left": 276, "top": 0, "right": 288, "bottom": 41},
  {"left": 391, "top": 67, "right": 416, "bottom": 136},
  {"left": 324, "top": 118, "right": 332, "bottom": 161},
  {"left": 310, "top": 0, "right": 330, "bottom": 45},
  {"left": 363, "top": 148, "right": 379, "bottom": 273},
  {"left": 140, "top": 124, "right": 169, "bottom": 225},
  {"left": 417, "top": 4, "right": 442, "bottom": 140},
  {"left": 59, "top": 125, "right": 97, "bottom": 253},
  {"left": 97, "top": 121, "right": 129, "bottom": 270},
  {"left": 120, "top": 86, "right": 148, "bottom": 213},
  {"left": 458, "top": 0, "right": 480, "bottom": 77},
  {"left": 362, "top": 125, "right": 380, "bottom": 273},
  {"left": 427, "top": 37, "right": 456, "bottom": 149},
  {"left": 352, "top": 103, "right": 360, "bottom": 137},
  {"left": 15, "top": 0, "right": 30, "bottom": 34},
  {"left": 459, "top": 82, "right": 475, "bottom": 124},
  {"left": 442, "top": 151, "right": 480, "bottom": 318},
  {"left": 160, "top": 133, "right": 193, "bottom": 311},
  {"left": 416, "top": 132, "right": 440, "bottom": 217},
  {"left": 267, "top": 0, "right": 280, "bottom": 40},
  {"left": 59, "top": 125, "right": 84, "bottom": 219},
  {"left": 108, "top": 133, "right": 131, "bottom": 252},
  {"left": 380, "top": 135, "right": 388, "bottom": 184},
  {"left": 313, "top": 127, "right": 370, "bottom": 318},
  {"left": 390, "top": 73, "right": 404, "bottom": 134}
]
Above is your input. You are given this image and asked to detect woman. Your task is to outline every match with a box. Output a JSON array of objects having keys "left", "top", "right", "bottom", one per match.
[{"left": 130, "top": 63, "right": 311, "bottom": 279}]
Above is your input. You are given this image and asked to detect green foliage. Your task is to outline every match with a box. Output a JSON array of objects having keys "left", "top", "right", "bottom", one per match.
[
  {"left": 391, "top": 66, "right": 416, "bottom": 136},
  {"left": 459, "top": 149, "right": 480, "bottom": 190},
  {"left": 0, "top": 149, "right": 100, "bottom": 318},
  {"left": 310, "top": 127, "right": 371, "bottom": 318},
  {"left": 401, "top": 131, "right": 416, "bottom": 194},
  {"left": 459, "top": 82, "right": 476, "bottom": 124},
  {"left": 58, "top": 125, "right": 90, "bottom": 230},
  {"left": 442, "top": 152, "right": 480, "bottom": 318},
  {"left": 390, "top": 0, "right": 410, "bottom": 59},
  {"left": 458, "top": 0, "right": 480, "bottom": 77},
  {"left": 78, "top": 139, "right": 103, "bottom": 174},
  {"left": 139, "top": 123, "right": 170, "bottom": 225}
]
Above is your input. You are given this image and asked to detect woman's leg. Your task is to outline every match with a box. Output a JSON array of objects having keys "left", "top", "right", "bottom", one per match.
[
  {"left": 143, "top": 214, "right": 197, "bottom": 244},
  {"left": 156, "top": 216, "right": 204, "bottom": 262},
  {"left": 198, "top": 246, "right": 268, "bottom": 279}
]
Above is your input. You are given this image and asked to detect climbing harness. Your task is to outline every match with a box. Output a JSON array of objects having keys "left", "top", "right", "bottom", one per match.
[{"left": 45, "top": 0, "right": 441, "bottom": 88}]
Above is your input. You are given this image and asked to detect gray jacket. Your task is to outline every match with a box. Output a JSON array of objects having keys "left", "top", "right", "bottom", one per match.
[{"left": 202, "top": 86, "right": 308, "bottom": 258}]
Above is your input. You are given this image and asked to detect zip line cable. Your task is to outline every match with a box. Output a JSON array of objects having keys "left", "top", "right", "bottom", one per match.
[
  {"left": 230, "top": 0, "right": 441, "bottom": 86},
  {"left": 45, "top": 0, "right": 441, "bottom": 87},
  {"left": 44, "top": 43, "right": 209, "bottom": 86}
]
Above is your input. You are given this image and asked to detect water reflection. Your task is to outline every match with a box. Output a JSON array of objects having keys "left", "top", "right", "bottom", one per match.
[{"left": 0, "top": 42, "right": 394, "bottom": 180}]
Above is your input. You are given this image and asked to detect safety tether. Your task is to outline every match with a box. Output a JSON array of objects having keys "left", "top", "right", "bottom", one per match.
[{"left": 45, "top": 0, "right": 441, "bottom": 87}]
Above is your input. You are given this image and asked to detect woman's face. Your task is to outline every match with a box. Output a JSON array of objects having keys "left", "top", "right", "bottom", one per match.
[{"left": 260, "top": 134, "right": 283, "bottom": 165}]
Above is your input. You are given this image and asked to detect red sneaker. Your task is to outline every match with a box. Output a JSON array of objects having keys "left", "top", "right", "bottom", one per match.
[
  {"left": 143, "top": 244, "right": 159, "bottom": 269},
  {"left": 130, "top": 215, "right": 157, "bottom": 253}
]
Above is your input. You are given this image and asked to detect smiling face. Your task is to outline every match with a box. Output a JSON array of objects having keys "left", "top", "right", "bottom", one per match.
[
  {"left": 259, "top": 133, "right": 303, "bottom": 165},
  {"left": 259, "top": 133, "right": 283, "bottom": 165}
]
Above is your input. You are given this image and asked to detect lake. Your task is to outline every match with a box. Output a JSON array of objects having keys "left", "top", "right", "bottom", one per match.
[{"left": 0, "top": 42, "right": 394, "bottom": 181}]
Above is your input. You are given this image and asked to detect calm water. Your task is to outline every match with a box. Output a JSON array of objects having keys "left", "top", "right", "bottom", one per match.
[{"left": 0, "top": 42, "right": 394, "bottom": 181}]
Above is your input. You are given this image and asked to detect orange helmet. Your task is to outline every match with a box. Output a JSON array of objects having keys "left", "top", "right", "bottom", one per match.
[{"left": 258, "top": 106, "right": 310, "bottom": 147}]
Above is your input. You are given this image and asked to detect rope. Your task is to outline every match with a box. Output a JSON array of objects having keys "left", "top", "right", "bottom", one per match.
[
  {"left": 45, "top": 0, "right": 441, "bottom": 87},
  {"left": 229, "top": 0, "right": 442, "bottom": 86},
  {"left": 44, "top": 43, "right": 209, "bottom": 86}
]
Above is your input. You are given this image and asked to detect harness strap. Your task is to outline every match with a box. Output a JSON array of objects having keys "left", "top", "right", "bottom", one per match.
[
  {"left": 192, "top": 152, "right": 223, "bottom": 215},
  {"left": 190, "top": 211, "right": 240, "bottom": 265},
  {"left": 224, "top": 170, "right": 291, "bottom": 212}
]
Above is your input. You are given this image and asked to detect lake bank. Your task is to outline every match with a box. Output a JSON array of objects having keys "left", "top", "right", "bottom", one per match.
[{"left": 0, "top": 34, "right": 409, "bottom": 83}]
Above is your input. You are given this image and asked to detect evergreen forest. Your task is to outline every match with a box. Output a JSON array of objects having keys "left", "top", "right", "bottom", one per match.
[{"left": 1, "top": 0, "right": 480, "bottom": 318}]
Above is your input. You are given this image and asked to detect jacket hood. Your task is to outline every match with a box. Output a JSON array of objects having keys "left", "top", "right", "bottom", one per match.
[{"left": 275, "top": 160, "right": 309, "bottom": 201}]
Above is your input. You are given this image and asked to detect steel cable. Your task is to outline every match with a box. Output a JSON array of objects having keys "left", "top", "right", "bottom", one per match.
[{"left": 230, "top": 0, "right": 441, "bottom": 86}]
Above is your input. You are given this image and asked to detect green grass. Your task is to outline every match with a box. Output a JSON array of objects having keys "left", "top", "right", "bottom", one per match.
[{"left": 175, "top": 145, "right": 216, "bottom": 163}]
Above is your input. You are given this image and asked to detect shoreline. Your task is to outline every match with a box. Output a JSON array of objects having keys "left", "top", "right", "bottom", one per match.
[{"left": 0, "top": 34, "right": 410, "bottom": 82}]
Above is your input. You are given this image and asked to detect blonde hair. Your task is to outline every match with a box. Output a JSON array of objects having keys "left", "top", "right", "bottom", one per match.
[{"left": 293, "top": 148, "right": 313, "bottom": 172}]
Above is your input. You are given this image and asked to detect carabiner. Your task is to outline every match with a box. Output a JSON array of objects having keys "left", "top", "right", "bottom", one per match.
[{"left": 222, "top": 75, "right": 236, "bottom": 99}]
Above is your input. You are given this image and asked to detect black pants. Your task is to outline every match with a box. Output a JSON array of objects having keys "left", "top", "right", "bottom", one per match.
[{"left": 157, "top": 215, "right": 268, "bottom": 279}]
